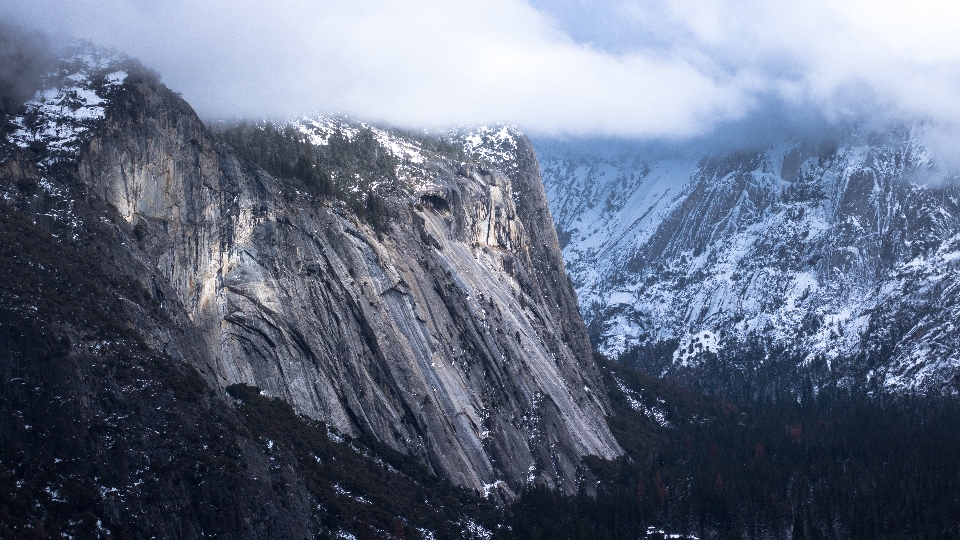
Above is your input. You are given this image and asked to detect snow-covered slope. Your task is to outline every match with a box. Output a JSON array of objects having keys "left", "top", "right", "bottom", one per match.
[
  {"left": 293, "top": 116, "right": 525, "bottom": 187},
  {"left": 537, "top": 130, "right": 960, "bottom": 395},
  {"left": 7, "top": 45, "right": 132, "bottom": 169}
]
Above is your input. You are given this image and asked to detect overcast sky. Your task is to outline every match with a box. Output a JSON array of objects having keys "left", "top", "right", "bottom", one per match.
[{"left": 2, "top": 0, "right": 959, "bottom": 139}]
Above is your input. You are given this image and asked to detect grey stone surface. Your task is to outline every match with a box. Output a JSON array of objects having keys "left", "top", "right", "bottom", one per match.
[{"left": 77, "top": 77, "right": 621, "bottom": 496}]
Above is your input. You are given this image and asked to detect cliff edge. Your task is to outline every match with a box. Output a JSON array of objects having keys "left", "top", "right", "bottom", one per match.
[{"left": 46, "top": 51, "right": 622, "bottom": 496}]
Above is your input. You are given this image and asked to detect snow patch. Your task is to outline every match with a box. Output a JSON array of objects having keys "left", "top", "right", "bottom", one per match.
[
  {"left": 673, "top": 331, "right": 718, "bottom": 367},
  {"left": 480, "top": 480, "right": 506, "bottom": 498},
  {"left": 463, "top": 519, "right": 493, "bottom": 540},
  {"left": 8, "top": 44, "right": 129, "bottom": 169},
  {"left": 611, "top": 373, "right": 670, "bottom": 428},
  {"left": 454, "top": 125, "right": 521, "bottom": 169}
]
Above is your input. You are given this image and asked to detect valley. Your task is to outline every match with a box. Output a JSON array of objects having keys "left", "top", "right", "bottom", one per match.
[{"left": 1, "top": 39, "right": 959, "bottom": 539}]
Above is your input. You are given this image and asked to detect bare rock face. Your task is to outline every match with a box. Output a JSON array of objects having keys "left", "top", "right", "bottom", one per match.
[{"left": 77, "top": 74, "right": 620, "bottom": 495}]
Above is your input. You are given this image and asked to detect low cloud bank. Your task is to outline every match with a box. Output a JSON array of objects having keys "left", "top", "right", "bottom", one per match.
[
  {"left": 1, "top": 0, "right": 959, "bottom": 143},
  {"left": 0, "top": 22, "right": 56, "bottom": 118}
]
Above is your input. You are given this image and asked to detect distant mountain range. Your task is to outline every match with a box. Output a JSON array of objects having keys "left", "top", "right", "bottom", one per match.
[{"left": 537, "top": 130, "right": 960, "bottom": 396}]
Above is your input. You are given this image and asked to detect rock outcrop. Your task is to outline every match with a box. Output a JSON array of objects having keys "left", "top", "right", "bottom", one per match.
[{"left": 62, "top": 56, "right": 620, "bottom": 496}]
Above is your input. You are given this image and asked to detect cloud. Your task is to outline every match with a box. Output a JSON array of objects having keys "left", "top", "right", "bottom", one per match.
[
  {"left": 700, "top": 1, "right": 960, "bottom": 123},
  {"left": 1, "top": 0, "right": 959, "bottom": 139},
  {"left": 0, "top": 22, "right": 56, "bottom": 117}
]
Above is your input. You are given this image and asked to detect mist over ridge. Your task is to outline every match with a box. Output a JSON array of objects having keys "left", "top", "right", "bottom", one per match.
[{"left": 2, "top": 0, "right": 959, "bottom": 144}]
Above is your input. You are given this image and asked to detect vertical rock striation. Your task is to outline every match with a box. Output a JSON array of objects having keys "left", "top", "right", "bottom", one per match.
[{"left": 76, "top": 69, "right": 620, "bottom": 495}]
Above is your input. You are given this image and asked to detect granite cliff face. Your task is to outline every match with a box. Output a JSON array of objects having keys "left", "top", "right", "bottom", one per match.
[
  {"left": 8, "top": 47, "right": 620, "bottom": 499},
  {"left": 539, "top": 131, "right": 960, "bottom": 395}
]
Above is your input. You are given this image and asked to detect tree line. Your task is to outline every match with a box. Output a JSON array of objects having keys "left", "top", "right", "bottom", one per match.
[{"left": 215, "top": 121, "right": 396, "bottom": 228}]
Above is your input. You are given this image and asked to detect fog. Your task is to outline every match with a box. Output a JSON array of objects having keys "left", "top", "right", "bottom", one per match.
[
  {"left": 2, "top": 0, "right": 959, "bottom": 142},
  {"left": 0, "top": 22, "right": 56, "bottom": 117}
]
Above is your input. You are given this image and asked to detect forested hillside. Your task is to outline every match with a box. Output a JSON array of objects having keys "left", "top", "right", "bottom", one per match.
[{"left": 508, "top": 356, "right": 960, "bottom": 539}]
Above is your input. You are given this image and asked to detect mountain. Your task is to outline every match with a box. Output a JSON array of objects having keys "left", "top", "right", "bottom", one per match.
[
  {"left": 0, "top": 43, "right": 620, "bottom": 536},
  {"left": 537, "top": 130, "right": 960, "bottom": 396},
  {"left": 9, "top": 38, "right": 960, "bottom": 540}
]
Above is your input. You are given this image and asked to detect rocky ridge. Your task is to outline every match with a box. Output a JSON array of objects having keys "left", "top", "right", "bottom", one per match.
[{"left": 538, "top": 130, "right": 960, "bottom": 395}]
